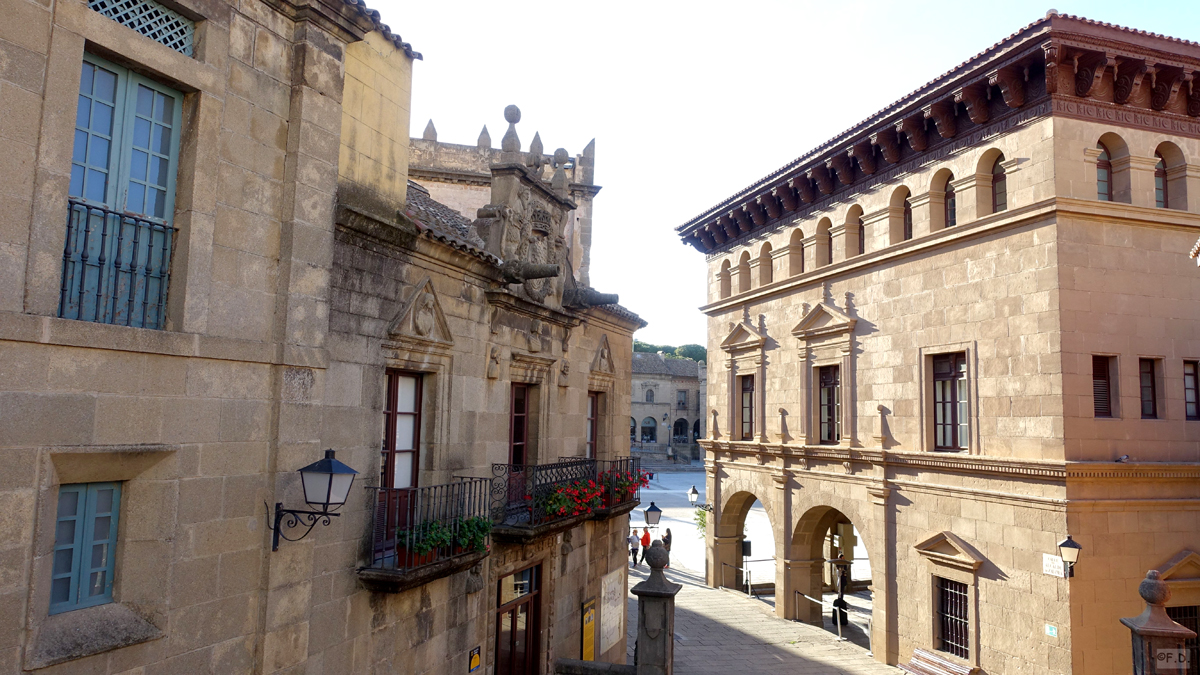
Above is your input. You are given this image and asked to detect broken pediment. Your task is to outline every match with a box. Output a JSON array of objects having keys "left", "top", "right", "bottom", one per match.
[
  {"left": 1159, "top": 550, "right": 1200, "bottom": 588},
  {"left": 914, "top": 531, "right": 984, "bottom": 571},
  {"left": 591, "top": 334, "right": 615, "bottom": 374},
  {"left": 791, "top": 302, "right": 856, "bottom": 341},
  {"left": 387, "top": 277, "right": 453, "bottom": 347},
  {"left": 720, "top": 321, "right": 766, "bottom": 353}
]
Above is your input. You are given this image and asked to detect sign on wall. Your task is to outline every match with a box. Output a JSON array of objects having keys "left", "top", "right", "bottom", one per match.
[
  {"left": 468, "top": 646, "right": 480, "bottom": 672},
  {"left": 600, "top": 569, "right": 625, "bottom": 654},
  {"left": 1042, "top": 553, "right": 1066, "bottom": 578},
  {"left": 581, "top": 598, "right": 596, "bottom": 660}
]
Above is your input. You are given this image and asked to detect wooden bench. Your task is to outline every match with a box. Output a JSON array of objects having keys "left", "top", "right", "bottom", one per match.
[{"left": 898, "top": 648, "right": 979, "bottom": 675}]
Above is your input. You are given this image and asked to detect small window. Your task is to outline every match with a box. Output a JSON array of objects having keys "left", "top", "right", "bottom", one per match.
[
  {"left": 1155, "top": 152, "right": 1168, "bottom": 209},
  {"left": 677, "top": 390, "right": 687, "bottom": 408},
  {"left": 1140, "top": 358, "right": 1158, "bottom": 420},
  {"left": 383, "top": 370, "right": 422, "bottom": 488},
  {"left": 585, "top": 393, "right": 600, "bottom": 459},
  {"left": 933, "top": 353, "right": 968, "bottom": 451},
  {"left": 992, "top": 154, "right": 1008, "bottom": 213},
  {"left": 645, "top": 389, "right": 654, "bottom": 403},
  {"left": 825, "top": 230, "right": 834, "bottom": 265},
  {"left": 1097, "top": 143, "right": 1113, "bottom": 202},
  {"left": 510, "top": 384, "right": 529, "bottom": 464},
  {"left": 88, "top": 0, "right": 196, "bottom": 56},
  {"left": 1185, "top": 361, "right": 1199, "bottom": 421},
  {"left": 856, "top": 215, "right": 865, "bottom": 256},
  {"left": 629, "top": 417, "right": 636, "bottom": 441},
  {"left": 936, "top": 576, "right": 969, "bottom": 659},
  {"left": 902, "top": 198, "right": 913, "bottom": 241},
  {"left": 944, "top": 179, "right": 957, "bottom": 228},
  {"left": 51, "top": 483, "right": 121, "bottom": 614},
  {"left": 818, "top": 365, "right": 840, "bottom": 444},
  {"left": 1093, "top": 355, "right": 1113, "bottom": 418},
  {"left": 740, "top": 375, "right": 754, "bottom": 440}
]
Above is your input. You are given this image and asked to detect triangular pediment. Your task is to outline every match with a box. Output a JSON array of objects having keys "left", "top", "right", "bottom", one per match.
[
  {"left": 720, "top": 321, "right": 765, "bottom": 352},
  {"left": 914, "top": 531, "right": 984, "bottom": 571},
  {"left": 591, "top": 334, "right": 615, "bottom": 374},
  {"left": 1159, "top": 550, "right": 1200, "bottom": 582},
  {"left": 387, "top": 277, "right": 453, "bottom": 346},
  {"left": 791, "top": 302, "right": 856, "bottom": 341}
]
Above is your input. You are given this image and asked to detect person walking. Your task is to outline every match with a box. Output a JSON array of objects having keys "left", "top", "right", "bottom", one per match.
[
  {"left": 638, "top": 527, "right": 652, "bottom": 565},
  {"left": 662, "top": 528, "right": 673, "bottom": 569},
  {"left": 628, "top": 529, "right": 640, "bottom": 567}
]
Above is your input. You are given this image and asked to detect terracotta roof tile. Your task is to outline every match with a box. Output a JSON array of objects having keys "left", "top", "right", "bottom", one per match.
[{"left": 342, "top": 0, "right": 422, "bottom": 59}]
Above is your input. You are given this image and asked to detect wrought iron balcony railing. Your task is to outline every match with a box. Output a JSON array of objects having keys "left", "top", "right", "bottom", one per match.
[
  {"left": 594, "top": 457, "right": 642, "bottom": 515},
  {"left": 491, "top": 457, "right": 643, "bottom": 536},
  {"left": 365, "top": 477, "right": 491, "bottom": 576},
  {"left": 59, "top": 200, "right": 176, "bottom": 329}
]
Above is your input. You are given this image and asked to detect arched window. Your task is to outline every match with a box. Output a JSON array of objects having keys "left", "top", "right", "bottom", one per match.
[
  {"left": 1097, "top": 143, "right": 1112, "bottom": 201},
  {"left": 945, "top": 176, "right": 957, "bottom": 227},
  {"left": 788, "top": 229, "right": 804, "bottom": 276},
  {"left": 672, "top": 419, "right": 688, "bottom": 442},
  {"left": 758, "top": 243, "right": 773, "bottom": 286},
  {"left": 902, "top": 198, "right": 913, "bottom": 240},
  {"left": 816, "top": 218, "right": 832, "bottom": 266},
  {"left": 1155, "top": 152, "right": 1168, "bottom": 208},
  {"left": 630, "top": 417, "right": 636, "bottom": 441},
  {"left": 825, "top": 228, "right": 834, "bottom": 263},
  {"left": 718, "top": 260, "right": 731, "bottom": 299},
  {"left": 692, "top": 419, "right": 700, "bottom": 440},
  {"left": 640, "top": 417, "right": 657, "bottom": 443},
  {"left": 737, "top": 251, "right": 751, "bottom": 293},
  {"left": 645, "top": 389, "right": 654, "bottom": 403},
  {"left": 992, "top": 153, "right": 1008, "bottom": 213}
]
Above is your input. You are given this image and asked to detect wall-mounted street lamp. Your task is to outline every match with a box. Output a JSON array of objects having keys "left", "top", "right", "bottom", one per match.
[
  {"left": 1057, "top": 535, "right": 1083, "bottom": 577},
  {"left": 687, "top": 485, "right": 713, "bottom": 512},
  {"left": 643, "top": 502, "right": 662, "bottom": 527},
  {"left": 268, "top": 449, "right": 358, "bottom": 551}
]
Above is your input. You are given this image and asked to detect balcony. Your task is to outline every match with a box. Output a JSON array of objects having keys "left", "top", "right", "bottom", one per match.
[
  {"left": 358, "top": 478, "right": 491, "bottom": 593},
  {"left": 491, "top": 457, "right": 644, "bottom": 543}
]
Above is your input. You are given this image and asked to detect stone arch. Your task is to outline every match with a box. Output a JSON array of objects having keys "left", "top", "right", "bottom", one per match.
[
  {"left": 786, "top": 495, "right": 878, "bottom": 627},
  {"left": 975, "top": 147, "right": 1008, "bottom": 215},
  {"left": 629, "top": 416, "right": 636, "bottom": 440},
  {"left": 888, "top": 185, "right": 912, "bottom": 243},
  {"left": 713, "top": 475, "right": 779, "bottom": 591},
  {"left": 672, "top": 418, "right": 688, "bottom": 441},
  {"left": 758, "top": 242, "right": 773, "bottom": 286},
  {"left": 639, "top": 416, "right": 657, "bottom": 443},
  {"left": 718, "top": 259, "right": 731, "bottom": 299},
  {"left": 815, "top": 217, "right": 833, "bottom": 267},
  {"left": 845, "top": 204, "right": 865, "bottom": 257},
  {"left": 737, "top": 250, "right": 752, "bottom": 293},
  {"left": 931, "top": 168, "right": 956, "bottom": 230},
  {"left": 788, "top": 228, "right": 805, "bottom": 276},
  {"left": 1154, "top": 140, "right": 1188, "bottom": 210}
]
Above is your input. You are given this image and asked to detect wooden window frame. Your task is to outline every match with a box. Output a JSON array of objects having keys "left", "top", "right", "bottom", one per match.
[
  {"left": 818, "top": 365, "right": 841, "bottom": 444},
  {"left": 1185, "top": 361, "right": 1199, "bottom": 421},
  {"left": 902, "top": 198, "right": 913, "bottom": 241},
  {"left": 645, "top": 389, "right": 654, "bottom": 403},
  {"left": 740, "top": 375, "right": 754, "bottom": 440},
  {"left": 944, "top": 181, "right": 957, "bottom": 228},
  {"left": 935, "top": 576, "right": 970, "bottom": 660},
  {"left": 1097, "top": 143, "right": 1113, "bottom": 202},
  {"left": 1155, "top": 152, "right": 1168, "bottom": 209},
  {"left": 510, "top": 383, "right": 530, "bottom": 464},
  {"left": 585, "top": 392, "right": 599, "bottom": 459},
  {"left": 1093, "top": 355, "right": 1114, "bottom": 418},
  {"left": 1140, "top": 358, "right": 1159, "bottom": 420},
  {"left": 933, "top": 353, "right": 968, "bottom": 451},
  {"left": 677, "top": 389, "right": 687, "bottom": 408},
  {"left": 992, "top": 155, "right": 1008, "bottom": 213},
  {"left": 495, "top": 563, "right": 542, "bottom": 675},
  {"left": 51, "top": 482, "right": 122, "bottom": 615},
  {"left": 383, "top": 370, "right": 422, "bottom": 488}
]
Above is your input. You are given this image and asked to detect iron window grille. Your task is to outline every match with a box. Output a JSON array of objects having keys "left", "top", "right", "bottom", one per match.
[
  {"left": 992, "top": 154, "right": 1008, "bottom": 213},
  {"left": 1185, "top": 361, "right": 1199, "bottom": 421},
  {"left": 51, "top": 483, "right": 121, "bottom": 614},
  {"left": 933, "top": 353, "right": 968, "bottom": 451},
  {"left": 1155, "top": 152, "right": 1168, "bottom": 209},
  {"left": 1140, "top": 358, "right": 1158, "bottom": 419},
  {"left": 936, "top": 576, "right": 970, "bottom": 659},
  {"left": 740, "top": 375, "right": 754, "bottom": 440},
  {"left": 1093, "top": 355, "right": 1113, "bottom": 418},
  {"left": 89, "top": 0, "right": 195, "bottom": 56},
  {"left": 1097, "top": 143, "right": 1113, "bottom": 201},
  {"left": 818, "top": 365, "right": 841, "bottom": 444},
  {"left": 382, "top": 370, "right": 422, "bottom": 489},
  {"left": 1166, "top": 605, "right": 1199, "bottom": 675}
]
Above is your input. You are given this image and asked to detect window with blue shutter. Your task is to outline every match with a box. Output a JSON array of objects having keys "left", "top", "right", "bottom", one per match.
[
  {"left": 50, "top": 483, "right": 121, "bottom": 615},
  {"left": 61, "top": 54, "right": 182, "bottom": 330}
]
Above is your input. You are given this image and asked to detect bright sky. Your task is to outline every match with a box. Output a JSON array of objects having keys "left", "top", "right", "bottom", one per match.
[{"left": 370, "top": 0, "right": 1200, "bottom": 346}]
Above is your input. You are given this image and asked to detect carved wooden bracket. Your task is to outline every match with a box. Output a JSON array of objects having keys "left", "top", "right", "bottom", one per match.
[
  {"left": 1073, "top": 51, "right": 1114, "bottom": 98},
  {"left": 923, "top": 101, "right": 956, "bottom": 139},
  {"left": 1151, "top": 65, "right": 1187, "bottom": 111},
  {"left": 807, "top": 166, "right": 834, "bottom": 195},
  {"left": 850, "top": 143, "right": 876, "bottom": 175},
  {"left": 987, "top": 66, "right": 1025, "bottom": 108},
  {"left": 790, "top": 176, "right": 815, "bottom": 203},
  {"left": 699, "top": 229, "right": 717, "bottom": 248},
  {"left": 712, "top": 217, "right": 731, "bottom": 244},
  {"left": 748, "top": 201, "right": 767, "bottom": 227},
  {"left": 730, "top": 209, "right": 753, "bottom": 235},
  {"left": 954, "top": 85, "right": 990, "bottom": 124},
  {"left": 773, "top": 185, "right": 797, "bottom": 212},
  {"left": 827, "top": 155, "right": 854, "bottom": 186},
  {"left": 870, "top": 128, "right": 900, "bottom": 164},
  {"left": 1189, "top": 78, "right": 1200, "bottom": 117},
  {"left": 1113, "top": 58, "right": 1149, "bottom": 105},
  {"left": 759, "top": 194, "right": 782, "bottom": 220},
  {"left": 896, "top": 115, "right": 927, "bottom": 151}
]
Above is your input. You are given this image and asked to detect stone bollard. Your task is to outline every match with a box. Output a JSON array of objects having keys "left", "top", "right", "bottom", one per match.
[
  {"left": 1120, "top": 570, "right": 1197, "bottom": 674},
  {"left": 631, "top": 541, "right": 682, "bottom": 675}
]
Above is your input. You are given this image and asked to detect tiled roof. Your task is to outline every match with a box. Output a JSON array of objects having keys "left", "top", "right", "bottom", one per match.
[
  {"left": 632, "top": 352, "right": 702, "bottom": 377},
  {"left": 342, "top": 0, "right": 422, "bottom": 59},
  {"left": 404, "top": 181, "right": 497, "bottom": 263},
  {"left": 1189, "top": 236, "right": 1200, "bottom": 260},
  {"left": 594, "top": 303, "right": 648, "bottom": 329}
]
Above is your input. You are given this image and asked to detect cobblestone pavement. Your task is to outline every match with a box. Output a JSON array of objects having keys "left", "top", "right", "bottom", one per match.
[{"left": 626, "top": 564, "right": 898, "bottom": 674}]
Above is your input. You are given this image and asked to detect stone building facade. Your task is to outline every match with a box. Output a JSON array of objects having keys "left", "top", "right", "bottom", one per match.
[
  {"left": 629, "top": 353, "right": 705, "bottom": 462},
  {"left": 676, "top": 13, "right": 1200, "bottom": 675},
  {"left": 0, "top": 0, "right": 641, "bottom": 674}
]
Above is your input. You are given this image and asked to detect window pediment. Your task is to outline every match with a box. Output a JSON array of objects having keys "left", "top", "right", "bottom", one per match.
[
  {"left": 720, "top": 321, "right": 766, "bottom": 353},
  {"left": 791, "top": 302, "right": 856, "bottom": 341},
  {"left": 914, "top": 531, "right": 984, "bottom": 571},
  {"left": 387, "top": 277, "right": 454, "bottom": 348},
  {"left": 1159, "top": 550, "right": 1200, "bottom": 589}
]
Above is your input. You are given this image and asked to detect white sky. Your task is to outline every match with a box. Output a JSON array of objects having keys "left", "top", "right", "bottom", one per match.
[{"left": 370, "top": 0, "right": 1200, "bottom": 346}]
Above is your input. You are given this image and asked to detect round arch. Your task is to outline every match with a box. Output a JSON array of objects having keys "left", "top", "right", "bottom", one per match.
[
  {"left": 888, "top": 185, "right": 913, "bottom": 243},
  {"left": 788, "top": 228, "right": 805, "bottom": 276},
  {"left": 931, "top": 168, "right": 956, "bottom": 230},
  {"left": 629, "top": 417, "right": 636, "bottom": 441},
  {"left": 815, "top": 217, "right": 833, "bottom": 267},
  {"left": 672, "top": 418, "right": 689, "bottom": 442},
  {"left": 640, "top": 416, "right": 657, "bottom": 443},
  {"left": 737, "top": 250, "right": 752, "bottom": 293},
  {"left": 786, "top": 498, "right": 877, "bottom": 627},
  {"left": 718, "top": 259, "right": 732, "bottom": 299},
  {"left": 758, "top": 242, "right": 773, "bottom": 286},
  {"left": 845, "top": 204, "right": 865, "bottom": 257},
  {"left": 1155, "top": 140, "right": 1187, "bottom": 210}
]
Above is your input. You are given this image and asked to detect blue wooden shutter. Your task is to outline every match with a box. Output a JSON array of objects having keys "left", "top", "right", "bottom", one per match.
[
  {"left": 49, "top": 483, "right": 121, "bottom": 614},
  {"left": 49, "top": 485, "right": 87, "bottom": 614}
]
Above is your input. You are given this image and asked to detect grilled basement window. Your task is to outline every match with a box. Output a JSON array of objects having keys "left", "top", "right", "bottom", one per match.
[
  {"left": 936, "top": 576, "right": 969, "bottom": 659},
  {"left": 1093, "top": 355, "right": 1113, "bottom": 418},
  {"left": 1186, "top": 361, "right": 1199, "bottom": 421},
  {"left": 933, "top": 353, "right": 968, "bottom": 451},
  {"left": 1140, "top": 358, "right": 1159, "bottom": 419},
  {"left": 89, "top": 0, "right": 196, "bottom": 56}
]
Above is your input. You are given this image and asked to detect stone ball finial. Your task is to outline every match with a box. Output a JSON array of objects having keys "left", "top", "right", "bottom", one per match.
[
  {"left": 646, "top": 541, "right": 669, "bottom": 570},
  {"left": 553, "top": 148, "right": 569, "bottom": 165},
  {"left": 504, "top": 105, "right": 521, "bottom": 124},
  {"left": 1046, "top": 8, "right": 1058, "bottom": 18},
  {"left": 1139, "top": 570, "right": 1171, "bottom": 606}
]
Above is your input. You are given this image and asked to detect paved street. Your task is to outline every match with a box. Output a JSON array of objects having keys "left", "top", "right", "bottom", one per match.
[{"left": 625, "top": 469, "right": 893, "bottom": 674}]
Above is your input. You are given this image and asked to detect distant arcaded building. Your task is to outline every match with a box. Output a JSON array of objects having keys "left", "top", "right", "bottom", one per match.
[
  {"left": 629, "top": 353, "right": 706, "bottom": 462},
  {"left": 677, "top": 12, "right": 1200, "bottom": 675}
]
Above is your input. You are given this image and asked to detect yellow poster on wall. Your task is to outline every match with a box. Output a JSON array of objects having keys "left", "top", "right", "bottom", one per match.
[{"left": 581, "top": 599, "right": 596, "bottom": 660}]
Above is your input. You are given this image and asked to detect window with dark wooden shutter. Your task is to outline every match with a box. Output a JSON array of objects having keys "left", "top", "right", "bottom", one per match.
[
  {"left": 1092, "top": 355, "right": 1112, "bottom": 418},
  {"left": 1185, "top": 361, "right": 1199, "bottom": 421},
  {"left": 1140, "top": 358, "right": 1158, "bottom": 419}
]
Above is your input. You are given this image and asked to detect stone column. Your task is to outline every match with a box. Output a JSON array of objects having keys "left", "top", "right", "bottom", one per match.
[
  {"left": 840, "top": 346, "right": 854, "bottom": 448},
  {"left": 867, "top": 484, "right": 896, "bottom": 663},
  {"left": 632, "top": 542, "right": 682, "bottom": 675},
  {"left": 756, "top": 355, "right": 768, "bottom": 443},
  {"left": 772, "top": 471, "right": 790, "bottom": 619}
]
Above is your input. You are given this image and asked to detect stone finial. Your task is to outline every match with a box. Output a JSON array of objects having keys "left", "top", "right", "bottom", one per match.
[
  {"left": 631, "top": 542, "right": 679, "bottom": 596},
  {"left": 529, "top": 132, "right": 545, "bottom": 173},
  {"left": 1121, "top": 569, "right": 1198, "bottom": 670},
  {"left": 1139, "top": 569, "right": 1171, "bottom": 606},
  {"left": 422, "top": 119, "right": 437, "bottom": 141},
  {"left": 579, "top": 138, "right": 596, "bottom": 185},
  {"left": 501, "top": 105, "right": 521, "bottom": 153},
  {"left": 477, "top": 125, "right": 491, "bottom": 148},
  {"left": 551, "top": 148, "right": 570, "bottom": 193}
]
